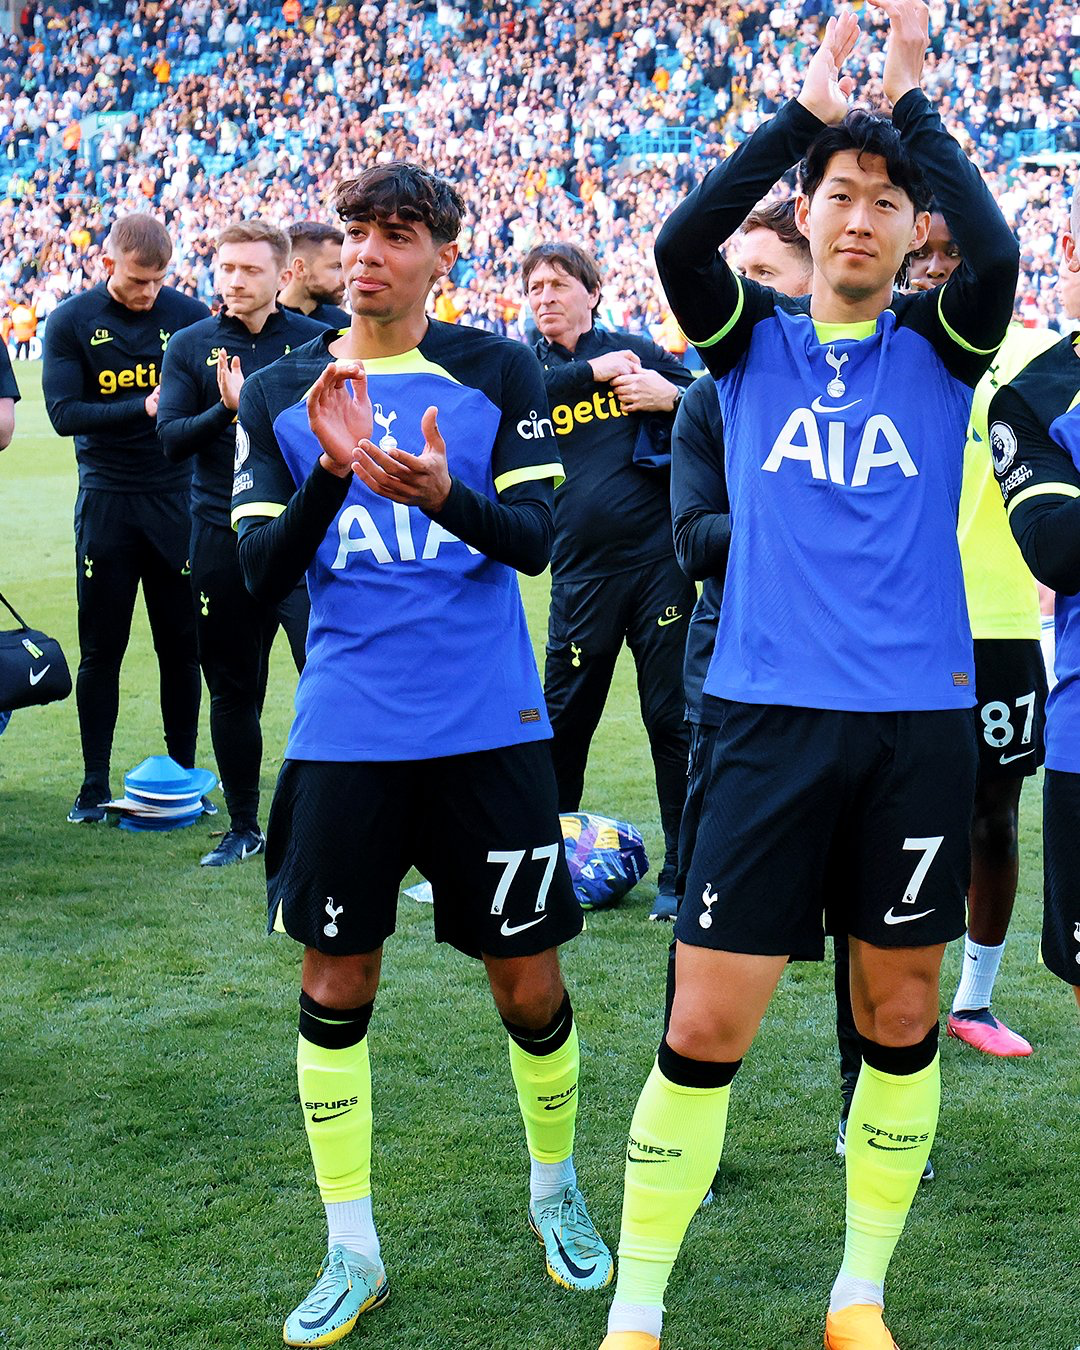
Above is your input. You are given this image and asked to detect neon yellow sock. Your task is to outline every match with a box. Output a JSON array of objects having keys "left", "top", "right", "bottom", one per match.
[
  {"left": 508, "top": 1021, "right": 579, "bottom": 1164},
  {"left": 297, "top": 1032, "right": 372, "bottom": 1204},
  {"left": 615, "top": 1060, "right": 731, "bottom": 1307},
  {"left": 840, "top": 1053, "right": 940, "bottom": 1288}
]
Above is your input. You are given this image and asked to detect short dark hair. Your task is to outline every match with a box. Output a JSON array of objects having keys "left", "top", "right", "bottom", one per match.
[
  {"left": 332, "top": 163, "right": 464, "bottom": 246},
  {"left": 521, "top": 242, "right": 603, "bottom": 313},
  {"left": 105, "top": 213, "right": 172, "bottom": 268},
  {"left": 741, "top": 199, "right": 811, "bottom": 262},
  {"left": 217, "top": 219, "right": 291, "bottom": 270},
  {"left": 288, "top": 220, "right": 345, "bottom": 256},
  {"left": 799, "top": 109, "right": 932, "bottom": 214}
]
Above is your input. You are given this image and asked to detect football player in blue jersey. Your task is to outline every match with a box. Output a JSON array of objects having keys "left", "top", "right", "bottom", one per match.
[
  {"left": 903, "top": 213, "right": 1054, "bottom": 1059},
  {"left": 599, "top": 3, "right": 1019, "bottom": 1349},
  {"left": 231, "top": 163, "right": 611, "bottom": 1347},
  {"left": 988, "top": 187, "right": 1080, "bottom": 1017}
]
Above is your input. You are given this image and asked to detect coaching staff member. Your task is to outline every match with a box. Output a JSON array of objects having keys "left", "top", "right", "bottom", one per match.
[
  {"left": 524, "top": 242, "right": 695, "bottom": 918},
  {"left": 157, "top": 220, "right": 324, "bottom": 866},
  {"left": 278, "top": 221, "right": 351, "bottom": 329},
  {"left": 42, "top": 213, "right": 209, "bottom": 822}
]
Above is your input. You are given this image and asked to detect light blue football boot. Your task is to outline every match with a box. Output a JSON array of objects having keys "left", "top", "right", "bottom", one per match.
[
  {"left": 528, "top": 1184, "right": 613, "bottom": 1291},
  {"left": 283, "top": 1245, "right": 388, "bottom": 1347}
]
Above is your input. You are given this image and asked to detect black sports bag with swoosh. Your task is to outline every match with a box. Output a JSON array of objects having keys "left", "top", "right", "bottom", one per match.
[{"left": 0, "top": 587, "right": 72, "bottom": 710}]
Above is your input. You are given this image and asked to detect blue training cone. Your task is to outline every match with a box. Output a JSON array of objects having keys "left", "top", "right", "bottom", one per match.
[{"left": 104, "top": 756, "right": 218, "bottom": 831}]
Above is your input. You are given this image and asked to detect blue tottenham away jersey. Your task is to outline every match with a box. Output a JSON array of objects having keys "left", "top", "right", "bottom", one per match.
[
  {"left": 706, "top": 303, "right": 977, "bottom": 712},
  {"left": 232, "top": 325, "right": 562, "bottom": 761},
  {"left": 991, "top": 337, "right": 1080, "bottom": 773},
  {"left": 1045, "top": 402, "right": 1080, "bottom": 771}
]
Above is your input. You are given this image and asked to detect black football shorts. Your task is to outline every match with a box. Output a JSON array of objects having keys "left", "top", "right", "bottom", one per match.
[
  {"left": 676, "top": 701, "right": 977, "bottom": 957},
  {"left": 1041, "top": 768, "right": 1080, "bottom": 987},
  {"left": 265, "top": 741, "right": 582, "bottom": 960},
  {"left": 972, "top": 639, "right": 1047, "bottom": 781}
]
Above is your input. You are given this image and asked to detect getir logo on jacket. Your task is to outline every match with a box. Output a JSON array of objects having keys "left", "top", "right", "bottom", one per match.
[
  {"left": 98, "top": 363, "right": 160, "bottom": 395},
  {"left": 551, "top": 389, "right": 625, "bottom": 435}
]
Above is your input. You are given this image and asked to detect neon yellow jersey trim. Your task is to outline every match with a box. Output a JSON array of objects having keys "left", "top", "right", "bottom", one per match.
[
  {"left": 341, "top": 349, "right": 463, "bottom": 383},
  {"left": 685, "top": 274, "right": 744, "bottom": 349},
  {"left": 937, "top": 287, "right": 1003, "bottom": 355},
  {"left": 231, "top": 501, "right": 287, "bottom": 531},
  {"left": 1006, "top": 482, "right": 1080, "bottom": 518},
  {"left": 812, "top": 318, "right": 877, "bottom": 343},
  {"left": 494, "top": 462, "right": 565, "bottom": 493},
  {"left": 302, "top": 349, "right": 464, "bottom": 401}
]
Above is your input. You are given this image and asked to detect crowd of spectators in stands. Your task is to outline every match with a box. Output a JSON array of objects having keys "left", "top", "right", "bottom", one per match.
[{"left": 2, "top": 0, "right": 1079, "bottom": 353}]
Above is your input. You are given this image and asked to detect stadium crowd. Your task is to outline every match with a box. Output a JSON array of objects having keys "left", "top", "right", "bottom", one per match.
[{"left": 2, "top": 0, "right": 1079, "bottom": 350}]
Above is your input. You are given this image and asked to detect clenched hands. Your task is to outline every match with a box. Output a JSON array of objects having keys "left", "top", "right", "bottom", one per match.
[{"left": 353, "top": 405, "right": 451, "bottom": 513}]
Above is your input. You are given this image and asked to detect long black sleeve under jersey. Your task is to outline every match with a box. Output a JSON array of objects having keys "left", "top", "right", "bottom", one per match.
[
  {"left": 654, "top": 91, "right": 1018, "bottom": 384},
  {"left": 670, "top": 373, "right": 729, "bottom": 725},
  {"left": 989, "top": 337, "right": 1080, "bottom": 595},
  {"left": 238, "top": 464, "right": 553, "bottom": 606},
  {"left": 671, "top": 374, "right": 730, "bottom": 582}
]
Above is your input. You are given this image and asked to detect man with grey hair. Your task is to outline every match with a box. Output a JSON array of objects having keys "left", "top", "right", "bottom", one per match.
[
  {"left": 43, "top": 213, "right": 209, "bottom": 823},
  {"left": 523, "top": 241, "right": 696, "bottom": 920}
]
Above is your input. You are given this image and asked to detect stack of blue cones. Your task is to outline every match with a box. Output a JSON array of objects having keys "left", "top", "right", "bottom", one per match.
[{"left": 103, "top": 756, "right": 218, "bottom": 832}]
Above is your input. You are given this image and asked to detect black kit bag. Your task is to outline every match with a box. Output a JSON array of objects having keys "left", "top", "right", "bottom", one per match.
[{"left": 0, "top": 588, "right": 72, "bottom": 710}]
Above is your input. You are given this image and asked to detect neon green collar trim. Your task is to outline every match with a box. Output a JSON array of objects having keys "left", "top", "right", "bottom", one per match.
[{"left": 812, "top": 318, "right": 878, "bottom": 342}]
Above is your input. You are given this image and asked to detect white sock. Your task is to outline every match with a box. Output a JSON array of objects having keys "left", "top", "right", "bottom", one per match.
[
  {"left": 952, "top": 937, "right": 1006, "bottom": 1013},
  {"left": 607, "top": 1300, "right": 664, "bottom": 1338},
  {"left": 829, "top": 1273, "right": 884, "bottom": 1314},
  {"left": 530, "top": 1155, "right": 576, "bottom": 1205},
  {"left": 326, "top": 1195, "right": 381, "bottom": 1265}
]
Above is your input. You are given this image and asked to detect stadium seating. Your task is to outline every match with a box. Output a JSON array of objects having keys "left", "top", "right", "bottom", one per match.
[{"left": 2, "top": 0, "right": 1077, "bottom": 342}]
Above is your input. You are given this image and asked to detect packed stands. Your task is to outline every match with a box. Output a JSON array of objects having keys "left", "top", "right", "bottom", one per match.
[{"left": 3, "top": 0, "right": 1079, "bottom": 348}]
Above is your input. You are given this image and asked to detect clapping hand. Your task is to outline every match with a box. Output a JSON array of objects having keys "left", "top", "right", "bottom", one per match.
[
  {"left": 352, "top": 405, "right": 452, "bottom": 513},
  {"left": 217, "top": 349, "right": 245, "bottom": 411},
  {"left": 797, "top": 10, "right": 860, "bottom": 126},
  {"left": 306, "top": 361, "right": 374, "bottom": 478},
  {"left": 869, "top": 0, "right": 929, "bottom": 108}
]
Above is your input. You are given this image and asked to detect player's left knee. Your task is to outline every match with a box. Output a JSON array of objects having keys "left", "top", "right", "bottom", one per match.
[
  {"left": 501, "top": 988, "right": 573, "bottom": 1052},
  {"left": 858, "top": 1024, "right": 939, "bottom": 1075},
  {"left": 856, "top": 999, "right": 938, "bottom": 1049},
  {"left": 970, "top": 801, "right": 1019, "bottom": 860}
]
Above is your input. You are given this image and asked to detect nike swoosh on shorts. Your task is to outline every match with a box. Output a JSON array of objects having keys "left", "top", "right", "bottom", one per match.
[
  {"left": 883, "top": 907, "right": 935, "bottom": 925},
  {"left": 500, "top": 914, "right": 547, "bottom": 937}
]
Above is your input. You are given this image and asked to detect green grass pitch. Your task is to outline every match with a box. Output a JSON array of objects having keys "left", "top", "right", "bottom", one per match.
[{"left": 1, "top": 365, "right": 1077, "bottom": 1349}]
